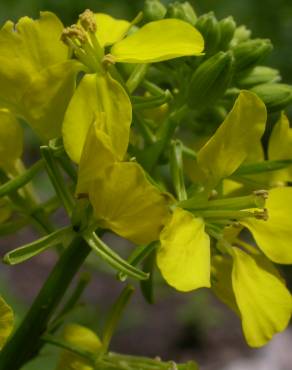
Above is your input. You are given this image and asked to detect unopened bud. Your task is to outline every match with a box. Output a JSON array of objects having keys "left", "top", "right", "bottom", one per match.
[
  {"left": 236, "top": 66, "right": 281, "bottom": 88},
  {"left": 218, "top": 16, "right": 236, "bottom": 50},
  {"left": 144, "top": 0, "right": 167, "bottom": 21},
  {"left": 61, "top": 25, "right": 87, "bottom": 45},
  {"left": 232, "top": 39, "right": 273, "bottom": 73},
  {"left": 230, "top": 25, "right": 251, "bottom": 47},
  {"left": 79, "top": 9, "right": 97, "bottom": 32},
  {"left": 167, "top": 2, "right": 197, "bottom": 25},
  {"left": 250, "top": 83, "right": 292, "bottom": 113},
  {"left": 254, "top": 208, "right": 269, "bottom": 221},
  {"left": 188, "top": 51, "right": 233, "bottom": 111},
  {"left": 195, "top": 12, "right": 220, "bottom": 55}
]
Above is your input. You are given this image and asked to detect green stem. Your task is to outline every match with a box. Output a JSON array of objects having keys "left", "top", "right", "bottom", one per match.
[
  {"left": 0, "top": 237, "right": 91, "bottom": 370},
  {"left": 170, "top": 140, "right": 187, "bottom": 201},
  {"left": 126, "top": 64, "right": 149, "bottom": 93},
  {"left": 100, "top": 285, "right": 134, "bottom": 355},
  {"left": 41, "top": 145, "right": 75, "bottom": 217},
  {"left": 0, "top": 160, "right": 44, "bottom": 198}
]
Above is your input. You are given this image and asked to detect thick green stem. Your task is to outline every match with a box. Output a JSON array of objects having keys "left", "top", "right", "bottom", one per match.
[{"left": 0, "top": 237, "right": 91, "bottom": 370}]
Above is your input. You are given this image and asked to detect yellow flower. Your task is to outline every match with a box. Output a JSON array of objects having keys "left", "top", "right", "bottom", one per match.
[
  {"left": 156, "top": 91, "right": 267, "bottom": 292},
  {"left": 212, "top": 249, "right": 292, "bottom": 347},
  {"left": 0, "top": 12, "right": 81, "bottom": 141},
  {"left": 242, "top": 186, "right": 292, "bottom": 263},
  {"left": 63, "top": 10, "right": 204, "bottom": 168}
]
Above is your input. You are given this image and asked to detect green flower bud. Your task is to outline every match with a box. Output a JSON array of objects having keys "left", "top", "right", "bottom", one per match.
[
  {"left": 188, "top": 51, "right": 234, "bottom": 111},
  {"left": 236, "top": 66, "right": 281, "bottom": 88},
  {"left": 195, "top": 12, "right": 221, "bottom": 55},
  {"left": 143, "top": 0, "right": 167, "bottom": 21},
  {"left": 232, "top": 39, "right": 273, "bottom": 73},
  {"left": 166, "top": 2, "right": 197, "bottom": 25},
  {"left": 230, "top": 25, "right": 252, "bottom": 47},
  {"left": 251, "top": 83, "right": 292, "bottom": 113},
  {"left": 218, "top": 16, "right": 236, "bottom": 50}
]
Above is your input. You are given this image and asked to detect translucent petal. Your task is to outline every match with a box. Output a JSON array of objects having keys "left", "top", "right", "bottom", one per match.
[
  {"left": 76, "top": 121, "right": 116, "bottom": 195},
  {"left": 0, "top": 296, "right": 14, "bottom": 350},
  {"left": 157, "top": 208, "right": 210, "bottom": 292},
  {"left": 89, "top": 162, "right": 170, "bottom": 245},
  {"left": 197, "top": 91, "right": 267, "bottom": 188},
  {"left": 268, "top": 112, "right": 292, "bottom": 182},
  {"left": 111, "top": 19, "right": 204, "bottom": 63},
  {"left": 22, "top": 60, "right": 81, "bottom": 141},
  {"left": 95, "top": 13, "right": 131, "bottom": 47},
  {"left": 211, "top": 255, "right": 239, "bottom": 315},
  {"left": 0, "top": 12, "right": 74, "bottom": 140},
  {"left": 63, "top": 72, "right": 132, "bottom": 164},
  {"left": 242, "top": 187, "right": 292, "bottom": 264},
  {"left": 0, "top": 109, "right": 23, "bottom": 171},
  {"left": 56, "top": 323, "right": 101, "bottom": 370},
  {"left": 232, "top": 248, "right": 292, "bottom": 347}
]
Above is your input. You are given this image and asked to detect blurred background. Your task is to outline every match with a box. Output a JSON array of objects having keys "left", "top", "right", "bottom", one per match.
[{"left": 0, "top": 1, "right": 292, "bottom": 369}]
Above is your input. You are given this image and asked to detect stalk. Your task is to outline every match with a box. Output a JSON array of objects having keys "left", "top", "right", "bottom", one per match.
[{"left": 0, "top": 237, "right": 91, "bottom": 370}]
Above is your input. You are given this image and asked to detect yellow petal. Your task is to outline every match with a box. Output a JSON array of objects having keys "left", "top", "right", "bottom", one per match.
[
  {"left": 242, "top": 187, "right": 292, "bottom": 264},
  {"left": 21, "top": 60, "right": 81, "bottom": 141},
  {"left": 157, "top": 208, "right": 210, "bottom": 292},
  {"left": 232, "top": 247, "right": 292, "bottom": 347},
  {"left": 197, "top": 91, "right": 267, "bottom": 188},
  {"left": 111, "top": 19, "right": 204, "bottom": 63},
  {"left": 95, "top": 13, "right": 131, "bottom": 47},
  {"left": 211, "top": 255, "right": 239, "bottom": 315},
  {"left": 0, "top": 109, "right": 23, "bottom": 171},
  {"left": 0, "top": 296, "right": 14, "bottom": 350},
  {"left": 76, "top": 121, "right": 116, "bottom": 195},
  {"left": 0, "top": 12, "right": 73, "bottom": 140},
  {"left": 63, "top": 72, "right": 132, "bottom": 163},
  {"left": 56, "top": 323, "right": 101, "bottom": 370},
  {"left": 89, "top": 162, "right": 170, "bottom": 245},
  {"left": 268, "top": 112, "right": 292, "bottom": 182}
]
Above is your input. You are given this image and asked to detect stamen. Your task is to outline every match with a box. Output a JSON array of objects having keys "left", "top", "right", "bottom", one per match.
[
  {"left": 254, "top": 208, "right": 269, "bottom": 221},
  {"left": 253, "top": 189, "right": 269, "bottom": 200},
  {"left": 102, "top": 54, "right": 116, "bottom": 68},
  {"left": 61, "top": 25, "right": 87, "bottom": 45},
  {"left": 79, "top": 9, "right": 97, "bottom": 33}
]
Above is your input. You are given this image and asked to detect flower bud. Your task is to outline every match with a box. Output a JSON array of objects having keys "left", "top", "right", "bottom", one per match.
[
  {"left": 143, "top": 0, "right": 167, "bottom": 21},
  {"left": 218, "top": 16, "right": 236, "bottom": 50},
  {"left": 236, "top": 66, "right": 281, "bottom": 88},
  {"left": 166, "top": 2, "right": 197, "bottom": 25},
  {"left": 230, "top": 25, "right": 251, "bottom": 47},
  {"left": 232, "top": 39, "right": 273, "bottom": 73},
  {"left": 195, "top": 12, "right": 221, "bottom": 55},
  {"left": 188, "top": 51, "right": 233, "bottom": 111},
  {"left": 251, "top": 83, "right": 292, "bottom": 113}
]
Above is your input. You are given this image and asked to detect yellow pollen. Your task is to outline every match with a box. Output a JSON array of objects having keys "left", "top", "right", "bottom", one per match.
[{"left": 79, "top": 9, "right": 97, "bottom": 33}]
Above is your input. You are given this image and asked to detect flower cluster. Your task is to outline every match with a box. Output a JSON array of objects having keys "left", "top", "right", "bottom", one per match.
[{"left": 0, "top": 1, "right": 292, "bottom": 368}]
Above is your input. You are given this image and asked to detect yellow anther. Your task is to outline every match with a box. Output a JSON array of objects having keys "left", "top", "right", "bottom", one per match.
[
  {"left": 253, "top": 189, "right": 269, "bottom": 200},
  {"left": 61, "top": 25, "right": 87, "bottom": 45},
  {"left": 102, "top": 54, "right": 116, "bottom": 68},
  {"left": 254, "top": 208, "right": 269, "bottom": 221},
  {"left": 79, "top": 9, "right": 97, "bottom": 33}
]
